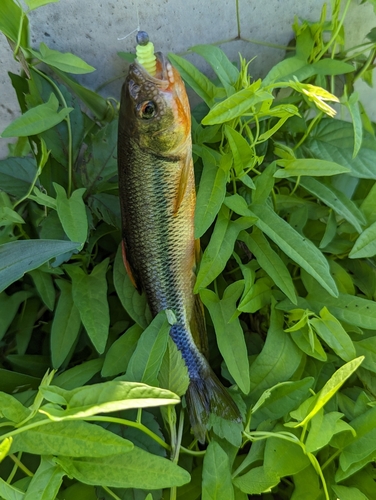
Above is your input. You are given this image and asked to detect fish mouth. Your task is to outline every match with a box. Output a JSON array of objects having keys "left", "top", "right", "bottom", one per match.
[{"left": 131, "top": 52, "right": 171, "bottom": 88}]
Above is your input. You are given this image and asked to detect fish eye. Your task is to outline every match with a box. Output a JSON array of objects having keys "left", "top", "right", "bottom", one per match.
[{"left": 138, "top": 101, "right": 156, "bottom": 119}]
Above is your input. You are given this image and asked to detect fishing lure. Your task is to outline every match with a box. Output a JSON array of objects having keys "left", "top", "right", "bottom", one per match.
[
  {"left": 135, "top": 31, "right": 157, "bottom": 76},
  {"left": 118, "top": 33, "right": 241, "bottom": 442}
]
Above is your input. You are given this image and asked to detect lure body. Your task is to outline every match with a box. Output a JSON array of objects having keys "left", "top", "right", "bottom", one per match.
[{"left": 117, "top": 52, "right": 240, "bottom": 441}]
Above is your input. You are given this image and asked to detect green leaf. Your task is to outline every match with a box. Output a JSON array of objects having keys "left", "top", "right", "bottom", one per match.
[
  {"left": 252, "top": 162, "right": 276, "bottom": 204},
  {"left": 194, "top": 207, "right": 257, "bottom": 292},
  {"left": 65, "top": 260, "right": 110, "bottom": 354},
  {"left": 0, "top": 478, "right": 24, "bottom": 500},
  {"left": 300, "top": 177, "right": 365, "bottom": 233},
  {"left": 250, "top": 204, "right": 338, "bottom": 297},
  {"left": 52, "top": 69, "right": 110, "bottom": 121},
  {"left": 237, "top": 277, "right": 272, "bottom": 314},
  {"left": 0, "top": 157, "right": 38, "bottom": 198},
  {"left": 338, "top": 406, "right": 376, "bottom": 474},
  {"left": 251, "top": 378, "right": 314, "bottom": 428},
  {"left": 1, "top": 93, "right": 73, "bottom": 138},
  {"left": 310, "top": 307, "right": 356, "bottom": 362},
  {"left": 0, "top": 290, "right": 30, "bottom": 342},
  {"left": 264, "top": 433, "right": 310, "bottom": 477},
  {"left": 53, "top": 359, "right": 104, "bottom": 390},
  {"left": 194, "top": 148, "right": 229, "bottom": 239},
  {"left": 82, "top": 120, "right": 118, "bottom": 192},
  {"left": 305, "top": 410, "right": 353, "bottom": 453},
  {"left": 306, "top": 293, "right": 376, "bottom": 330},
  {"left": 0, "top": 391, "right": 30, "bottom": 423},
  {"left": 354, "top": 337, "right": 376, "bottom": 373},
  {"left": 312, "top": 58, "right": 355, "bottom": 75},
  {"left": 190, "top": 45, "right": 238, "bottom": 95},
  {"left": 224, "top": 126, "right": 254, "bottom": 176},
  {"left": 125, "top": 311, "right": 170, "bottom": 386},
  {"left": 56, "top": 447, "right": 190, "bottom": 489},
  {"left": 168, "top": 53, "right": 219, "bottom": 106},
  {"left": 51, "top": 279, "right": 81, "bottom": 369},
  {"left": 200, "top": 282, "right": 250, "bottom": 394},
  {"left": 113, "top": 245, "right": 151, "bottom": 329},
  {"left": 24, "top": 458, "right": 65, "bottom": 500},
  {"left": 158, "top": 338, "right": 189, "bottom": 397},
  {"left": 28, "top": 268, "right": 55, "bottom": 310},
  {"left": 308, "top": 118, "right": 376, "bottom": 179},
  {"left": 11, "top": 419, "right": 133, "bottom": 457},
  {"left": 0, "top": 369, "right": 40, "bottom": 395},
  {"left": 88, "top": 193, "right": 121, "bottom": 229},
  {"left": 202, "top": 441, "right": 234, "bottom": 500},
  {"left": 274, "top": 158, "right": 350, "bottom": 177},
  {"left": 247, "top": 305, "right": 302, "bottom": 401},
  {"left": 233, "top": 466, "right": 280, "bottom": 495},
  {"left": 0, "top": 0, "right": 28, "bottom": 46},
  {"left": 332, "top": 485, "right": 368, "bottom": 500},
  {"left": 0, "top": 207, "right": 25, "bottom": 226},
  {"left": 0, "top": 239, "right": 80, "bottom": 293},
  {"left": 294, "top": 356, "right": 364, "bottom": 427},
  {"left": 240, "top": 228, "right": 297, "bottom": 303},
  {"left": 345, "top": 92, "right": 363, "bottom": 158},
  {"left": 41, "top": 381, "right": 179, "bottom": 420},
  {"left": 54, "top": 184, "right": 88, "bottom": 247},
  {"left": 349, "top": 221, "right": 376, "bottom": 258},
  {"left": 101, "top": 324, "right": 143, "bottom": 378},
  {"left": 291, "top": 465, "right": 322, "bottom": 500},
  {"left": 262, "top": 56, "right": 308, "bottom": 85},
  {"left": 25, "top": 0, "right": 59, "bottom": 9},
  {"left": 202, "top": 87, "right": 273, "bottom": 125},
  {"left": 30, "top": 42, "right": 95, "bottom": 74}
]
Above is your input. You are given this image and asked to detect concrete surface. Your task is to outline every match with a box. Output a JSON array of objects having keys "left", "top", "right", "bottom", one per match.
[{"left": 0, "top": 0, "right": 375, "bottom": 158}]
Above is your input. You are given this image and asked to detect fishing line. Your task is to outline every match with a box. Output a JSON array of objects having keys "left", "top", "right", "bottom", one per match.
[{"left": 117, "top": 0, "right": 140, "bottom": 41}]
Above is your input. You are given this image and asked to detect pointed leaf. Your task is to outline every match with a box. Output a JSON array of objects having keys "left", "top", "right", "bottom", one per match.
[
  {"left": 250, "top": 203, "right": 338, "bottom": 297},
  {"left": 1, "top": 93, "right": 73, "bottom": 137},
  {"left": 0, "top": 239, "right": 80, "bottom": 293},
  {"left": 54, "top": 184, "right": 88, "bottom": 247},
  {"left": 30, "top": 42, "right": 95, "bottom": 74},
  {"left": 65, "top": 260, "right": 110, "bottom": 354},
  {"left": 56, "top": 447, "right": 190, "bottom": 489},
  {"left": 200, "top": 282, "right": 250, "bottom": 394},
  {"left": 300, "top": 177, "right": 365, "bottom": 233},
  {"left": 125, "top": 311, "right": 170, "bottom": 386},
  {"left": 202, "top": 441, "right": 234, "bottom": 500}
]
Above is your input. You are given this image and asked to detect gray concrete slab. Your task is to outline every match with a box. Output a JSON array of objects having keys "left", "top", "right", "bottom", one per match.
[{"left": 0, "top": 0, "right": 375, "bottom": 158}]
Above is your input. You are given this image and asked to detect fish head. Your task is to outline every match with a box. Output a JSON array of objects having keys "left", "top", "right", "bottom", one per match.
[{"left": 121, "top": 52, "right": 191, "bottom": 156}]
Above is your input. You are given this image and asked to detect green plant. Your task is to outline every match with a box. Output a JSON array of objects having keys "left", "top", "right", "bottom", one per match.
[{"left": 1, "top": 0, "right": 376, "bottom": 498}]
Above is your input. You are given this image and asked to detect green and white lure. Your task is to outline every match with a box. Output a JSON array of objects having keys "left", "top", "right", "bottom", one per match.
[{"left": 135, "top": 31, "right": 157, "bottom": 76}]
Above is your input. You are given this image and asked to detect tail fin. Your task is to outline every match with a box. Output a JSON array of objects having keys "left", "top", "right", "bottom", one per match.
[{"left": 185, "top": 365, "right": 241, "bottom": 443}]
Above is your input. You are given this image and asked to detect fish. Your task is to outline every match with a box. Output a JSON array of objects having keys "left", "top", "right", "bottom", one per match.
[{"left": 117, "top": 50, "right": 241, "bottom": 442}]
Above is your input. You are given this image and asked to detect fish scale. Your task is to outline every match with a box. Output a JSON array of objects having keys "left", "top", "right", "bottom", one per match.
[{"left": 118, "top": 50, "right": 241, "bottom": 442}]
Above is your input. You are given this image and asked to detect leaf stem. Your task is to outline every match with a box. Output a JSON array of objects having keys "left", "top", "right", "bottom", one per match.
[
  {"left": 12, "top": 163, "right": 41, "bottom": 209},
  {"left": 13, "top": 10, "right": 26, "bottom": 58},
  {"left": 314, "top": 0, "right": 352, "bottom": 61},
  {"left": 31, "top": 66, "right": 74, "bottom": 196},
  {"left": 180, "top": 446, "right": 206, "bottom": 457},
  {"left": 84, "top": 415, "right": 170, "bottom": 451},
  {"left": 353, "top": 47, "right": 376, "bottom": 83},
  {"left": 102, "top": 486, "right": 122, "bottom": 500},
  {"left": 293, "top": 112, "right": 323, "bottom": 151},
  {"left": 321, "top": 448, "right": 341, "bottom": 470},
  {"left": 9, "top": 453, "right": 33, "bottom": 478}
]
